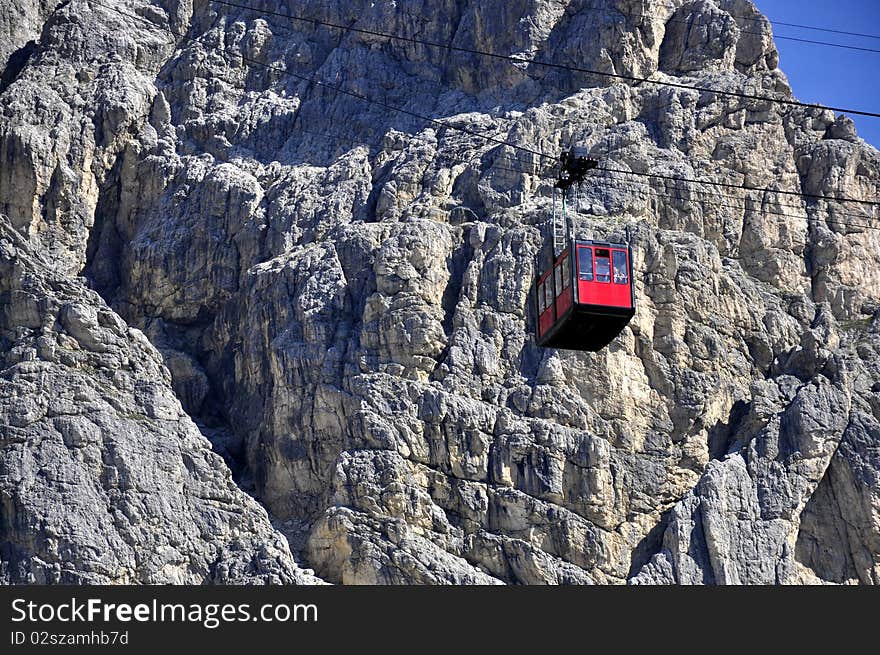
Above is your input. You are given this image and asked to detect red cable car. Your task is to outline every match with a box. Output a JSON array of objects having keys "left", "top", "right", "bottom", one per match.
[
  {"left": 533, "top": 146, "right": 635, "bottom": 351},
  {"left": 535, "top": 238, "right": 635, "bottom": 351}
]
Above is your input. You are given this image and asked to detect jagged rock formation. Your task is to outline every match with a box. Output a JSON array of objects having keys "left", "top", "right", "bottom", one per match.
[
  {"left": 0, "top": 215, "right": 322, "bottom": 583},
  {"left": 0, "top": 0, "right": 878, "bottom": 584},
  {"left": 0, "top": 1, "right": 65, "bottom": 79}
]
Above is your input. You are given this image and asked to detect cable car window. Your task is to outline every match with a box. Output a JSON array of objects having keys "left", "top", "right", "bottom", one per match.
[
  {"left": 613, "top": 250, "right": 629, "bottom": 285},
  {"left": 578, "top": 247, "right": 593, "bottom": 281},
  {"left": 595, "top": 249, "right": 611, "bottom": 283},
  {"left": 554, "top": 265, "right": 563, "bottom": 297},
  {"left": 544, "top": 279, "right": 554, "bottom": 310},
  {"left": 560, "top": 256, "right": 570, "bottom": 288},
  {"left": 538, "top": 281, "right": 546, "bottom": 312}
]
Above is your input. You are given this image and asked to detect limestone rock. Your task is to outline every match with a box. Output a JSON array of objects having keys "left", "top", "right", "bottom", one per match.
[
  {"left": 0, "top": 215, "right": 321, "bottom": 584},
  {"left": 1, "top": 0, "right": 879, "bottom": 585}
]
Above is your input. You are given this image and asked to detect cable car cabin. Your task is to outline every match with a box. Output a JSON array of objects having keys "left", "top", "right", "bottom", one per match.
[{"left": 535, "top": 239, "right": 635, "bottom": 351}]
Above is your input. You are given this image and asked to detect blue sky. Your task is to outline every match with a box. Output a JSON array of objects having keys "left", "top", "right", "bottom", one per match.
[{"left": 754, "top": 0, "right": 880, "bottom": 148}]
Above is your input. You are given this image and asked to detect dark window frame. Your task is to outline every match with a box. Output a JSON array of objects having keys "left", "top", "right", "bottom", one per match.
[
  {"left": 554, "top": 265, "right": 564, "bottom": 298},
  {"left": 612, "top": 250, "right": 629, "bottom": 285},
  {"left": 578, "top": 246, "right": 594, "bottom": 281},
  {"left": 595, "top": 248, "right": 611, "bottom": 283}
]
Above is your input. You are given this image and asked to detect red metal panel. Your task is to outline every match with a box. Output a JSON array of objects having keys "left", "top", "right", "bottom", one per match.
[
  {"left": 555, "top": 255, "right": 572, "bottom": 318},
  {"left": 576, "top": 246, "right": 632, "bottom": 308},
  {"left": 537, "top": 247, "right": 573, "bottom": 337},
  {"left": 537, "top": 274, "right": 556, "bottom": 336},
  {"left": 538, "top": 244, "right": 593, "bottom": 340},
  {"left": 556, "top": 287, "right": 572, "bottom": 317},
  {"left": 539, "top": 306, "right": 555, "bottom": 335}
]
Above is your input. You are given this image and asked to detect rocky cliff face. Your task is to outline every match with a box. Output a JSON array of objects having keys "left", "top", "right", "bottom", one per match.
[
  {"left": 0, "top": 215, "right": 323, "bottom": 583},
  {"left": 1, "top": 0, "right": 878, "bottom": 584}
]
